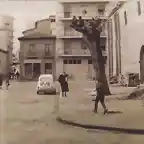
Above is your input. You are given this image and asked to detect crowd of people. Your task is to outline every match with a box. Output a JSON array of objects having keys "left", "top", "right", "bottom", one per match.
[{"left": 0, "top": 67, "right": 20, "bottom": 90}]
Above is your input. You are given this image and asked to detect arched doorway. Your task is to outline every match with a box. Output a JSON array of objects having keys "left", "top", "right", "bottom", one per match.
[{"left": 140, "top": 45, "right": 144, "bottom": 83}]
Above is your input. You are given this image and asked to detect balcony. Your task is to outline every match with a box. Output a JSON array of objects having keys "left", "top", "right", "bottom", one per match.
[
  {"left": 62, "top": 48, "right": 91, "bottom": 57},
  {"left": 59, "top": 12, "right": 107, "bottom": 21},
  {"left": 43, "top": 51, "right": 54, "bottom": 58},
  {"left": 58, "top": 30, "right": 83, "bottom": 39},
  {"left": 26, "top": 51, "right": 38, "bottom": 59}
]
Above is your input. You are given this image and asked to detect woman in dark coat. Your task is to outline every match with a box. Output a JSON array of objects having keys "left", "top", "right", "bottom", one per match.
[{"left": 58, "top": 72, "right": 69, "bottom": 97}]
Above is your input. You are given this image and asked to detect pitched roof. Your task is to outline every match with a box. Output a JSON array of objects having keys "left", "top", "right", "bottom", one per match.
[
  {"left": 18, "top": 32, "right": 56, "bottom": 40},
  {"left": 22, "top": 18, "right": 50, "bottom": 34}
]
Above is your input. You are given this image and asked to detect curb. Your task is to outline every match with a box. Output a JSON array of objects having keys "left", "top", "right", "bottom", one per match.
[{"left": 56, "top": 116, "right": 144, "bottom": 135}]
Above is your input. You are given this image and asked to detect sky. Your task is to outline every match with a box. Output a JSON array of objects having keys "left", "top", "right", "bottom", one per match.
[{"left": 0, "top": 0, "right": 57, "bottom": 53}]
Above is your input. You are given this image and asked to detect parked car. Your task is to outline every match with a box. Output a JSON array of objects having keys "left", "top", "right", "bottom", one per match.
[{"left": 36, "top": 74, "right": 56, "bottom": 95}]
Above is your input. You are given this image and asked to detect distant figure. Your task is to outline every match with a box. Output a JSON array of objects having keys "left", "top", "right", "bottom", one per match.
[
  {"left": 15, "top": 71, "right": 20, "bottom": 80},
  {"left": 58, "top": 72, "right": 69, "bottom": 97},
  {"left": 0, "top": 73, "right": 3, "bottom": 89},
  {"left": 94, "top": 81, "right": 108, "bottom": 114},
  {"left": 72, "top": 16, "right": 78, "bottom": 26},
  {"left": 78, "top": 16, "right": 84, "bottom": 27},
  {"left": 5, "top": 72, "right": 11, "bottom": 90}
]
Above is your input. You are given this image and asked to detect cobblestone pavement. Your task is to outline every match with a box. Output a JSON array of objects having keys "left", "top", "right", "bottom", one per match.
[{"left": 0, "top": 81, "right": 144, "bottom": 144}]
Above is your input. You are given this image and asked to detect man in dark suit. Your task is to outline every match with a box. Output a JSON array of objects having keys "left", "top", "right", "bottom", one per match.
[{"left": 94, "top": 81, "right": 108, "bottom": 114}]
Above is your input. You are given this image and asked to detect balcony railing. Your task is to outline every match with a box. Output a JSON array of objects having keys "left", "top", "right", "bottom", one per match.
[
  {"left": 64, "top": 49, "right": 90, "bottom": 55},
  {"left": 59, "top": 12, "right": 107, "bottom": 20},
  {"left": 43, "top": 51, "right": 54, "bottom": 58},
  {"left": 26, "top": 51, "right": 38, "bottom": 58}
]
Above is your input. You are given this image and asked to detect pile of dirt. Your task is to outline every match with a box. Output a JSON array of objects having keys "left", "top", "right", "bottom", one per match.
[{"left": 117, "top": 88, "right": 144, "bottom": 100}]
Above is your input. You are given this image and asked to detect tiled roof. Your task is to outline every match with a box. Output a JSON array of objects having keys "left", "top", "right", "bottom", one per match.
[{"left": 18, "top": 32, "right": 56, "bottom": 40}]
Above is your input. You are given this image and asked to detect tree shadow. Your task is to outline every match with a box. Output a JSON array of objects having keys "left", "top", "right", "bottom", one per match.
[
  {"left": 106, "top": 110, "right": 123, "bottom": 114},
  {"left": 57, "top": 117, "right": 144, "bottom": 135}
]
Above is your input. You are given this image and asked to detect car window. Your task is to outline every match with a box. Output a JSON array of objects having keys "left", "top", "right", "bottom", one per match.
[{"left": 39, "top": 77, "right": 53, "bottom": 83}]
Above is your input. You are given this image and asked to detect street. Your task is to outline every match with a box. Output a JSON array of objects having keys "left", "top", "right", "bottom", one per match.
[{"left": 0, "top": 81, "right": 144, "bottom": 144}]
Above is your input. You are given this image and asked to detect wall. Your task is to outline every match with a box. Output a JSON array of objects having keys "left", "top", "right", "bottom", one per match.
[
  {"left": 19, "top": 39, "right": 56, "bottom": 79},
  {"left": 112, "top": 0, "right": 144, "bottom": 75},
  {"left": 0, "top": 51, "right": 7, "bottom": 74},
  {"left": 64, "top": 39, "right": 90, "bottom": 55},
  {"left": 21, "top": 39, "right": 55, "bottom": 58}
]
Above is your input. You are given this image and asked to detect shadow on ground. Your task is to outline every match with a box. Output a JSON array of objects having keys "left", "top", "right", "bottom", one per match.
[
  {"left": 56, "top": 117, "right": 144, "bottom": 135},
  {"left": 105, "top": 110, "right": 123, "bottom": 114}
]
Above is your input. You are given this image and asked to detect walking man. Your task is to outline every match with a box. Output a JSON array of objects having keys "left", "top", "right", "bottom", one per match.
[
  {"left": 94, "top": 80, "right": 108, "bottom": 114},
  {"left": 58, "top": 72, "right": 69, "bottom": 97}
]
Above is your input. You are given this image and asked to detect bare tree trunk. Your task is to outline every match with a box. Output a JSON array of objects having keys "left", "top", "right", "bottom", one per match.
[
  {"left": 95, "top": 29, "right": 111, "bottom": 95},
  {"left": 83, "top": 34, "right": 111, "bottom": 95}
]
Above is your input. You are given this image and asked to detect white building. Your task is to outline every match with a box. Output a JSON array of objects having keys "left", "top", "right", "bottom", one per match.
[
  {"left": 0, "top": 15, "right": 14, "bottom": 74},
  {"left": 109, "top": 0, "right": 144, "bottom": 82},
  {"left": 56, "top": 0, "right": 110, "bottom": 81}
]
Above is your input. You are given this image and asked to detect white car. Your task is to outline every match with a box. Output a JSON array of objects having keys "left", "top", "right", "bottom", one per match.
[{"left": 36, "top": 74, "right": 56, "bottom": 95}]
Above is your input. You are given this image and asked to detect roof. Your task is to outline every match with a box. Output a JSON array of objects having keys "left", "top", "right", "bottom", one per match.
[
  {"left": 22, "top": 18, "right": 50, "bottom": 34},
  {"left": 18, "top": 32, "right": 56, "bottom": 40},
  {"left": 58, "top": 0, "right": 110, "bottom": 3}
]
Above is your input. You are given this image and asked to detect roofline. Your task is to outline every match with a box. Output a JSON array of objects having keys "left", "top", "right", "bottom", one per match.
[
  {"left": 58, "top": 0, "right": 109, "bottom": 4},
  {"left": 0, "top": 48, "right": 8, "bottom": 54},
  {"left": 22, "top": 18, "right": 50, "bottom": 34},
  {"left": 18, "top": 36, "right": 56, "bottom": 41}
]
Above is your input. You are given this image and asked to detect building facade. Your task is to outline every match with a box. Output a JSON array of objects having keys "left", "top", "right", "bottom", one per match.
[
  {"left": 108, "top": 0, "right": 144, "bottom": 82},
  {"left": 0, "top": 15, "right": 14, "bottom": 74},
  {"left": 56, "top": 0, "right": 109, "bottom": 81},
  {"left": 18, "top": 18, "right": 56, "bottom": 80}
]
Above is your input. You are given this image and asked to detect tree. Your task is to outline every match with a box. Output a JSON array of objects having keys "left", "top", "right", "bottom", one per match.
[{"left": 71, "top": 16, "right": 111, "bottom": 95}]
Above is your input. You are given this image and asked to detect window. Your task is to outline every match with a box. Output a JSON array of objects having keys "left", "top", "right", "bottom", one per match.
[
  {"left": 63, "top": 59, "right": 82, "bottom": 64},
  {"left": 29, "top": 44, "right": 36, "bottom": 52},
  {"left": 73, "top": 60, "right": 77, "bottom": 64},
  {"left": 124, "top": 11, "right": 127, "bottom": 25},
  {"left": 88, "top": 60, "right": 92, "bottom": 64},
  {"left": 45, "top": 44, "right": 50, "bottom": 53},
  {"left": 63, "top": 60, "right": 68, "bottom": 64},
  {"left": 69, "top": 60, "right": 72, "bottom": 64},
  {"left": 50, "top": 19, "right": 55, "bottom": 22},
  {"left": 77, "top": 60, "right": 81, "bottom": 64},
  {"left": 137, "top": 1, "right": 141, "bottom": 16},
  {"left": 45, "top": 63, "right": 52, "bottom": 70},
  {"left": 45, "top": 44, "right": 52, "bottom": 56}
]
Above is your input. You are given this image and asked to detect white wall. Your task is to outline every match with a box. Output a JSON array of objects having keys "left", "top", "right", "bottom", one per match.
[{"left": 118, "top": 0, "right": 144, "bottom": 75}]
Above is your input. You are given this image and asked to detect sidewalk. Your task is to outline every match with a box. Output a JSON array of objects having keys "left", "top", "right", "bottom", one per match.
[{"left": 56, "top": 86, "right": 144, "bottom": 131}]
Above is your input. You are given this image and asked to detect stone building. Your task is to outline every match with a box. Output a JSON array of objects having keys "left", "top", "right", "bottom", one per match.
[
  {"left": 18, "top": 17, "right": 56, "bottom": 80},
  {"left": 56, "top": 0, "right": 109, "bottom": 81},
  {"left": 108, "top": 0, "right": 144, "bottom": 82},
  {"left": 0, "top": 15, "right": 14, "bottom": 74}
]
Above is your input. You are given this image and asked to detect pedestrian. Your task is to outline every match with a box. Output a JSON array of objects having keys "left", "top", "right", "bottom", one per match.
[
  {"left": 15, "top": 71, "right": 20, "bottom": 80},
  {"left": 94, "top": 80, "right": 108, "bottom": 114},
  {"left": 58, "top": 72, "right": 69, "bottom": 97},
  {"left": 5, "top": 72, "right": 11, "bottom": 90},
  {"left": 0, "top": 73, "right": 3, "bottom": 89}
]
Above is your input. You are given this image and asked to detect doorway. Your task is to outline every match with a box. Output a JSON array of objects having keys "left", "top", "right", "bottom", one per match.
[
  {"left": 33, "top": 63, "right": 40, "bottom": 79},
  {"left": 140, "top": 45, "right": 144, "bottom": 83}
]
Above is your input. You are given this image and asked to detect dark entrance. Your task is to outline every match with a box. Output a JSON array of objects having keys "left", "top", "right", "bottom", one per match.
[
  {"left": 24, "top": 63, "right": 32, "bottom": 78},
  {"left": 45, "top": 63, "right": 52, "bottom": 74},
  {"left": 33, "top": 63, "right": 40, "bottom": 79},
  {"left": 140, "top": 45, "right": 144, "bottom": 83}
]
